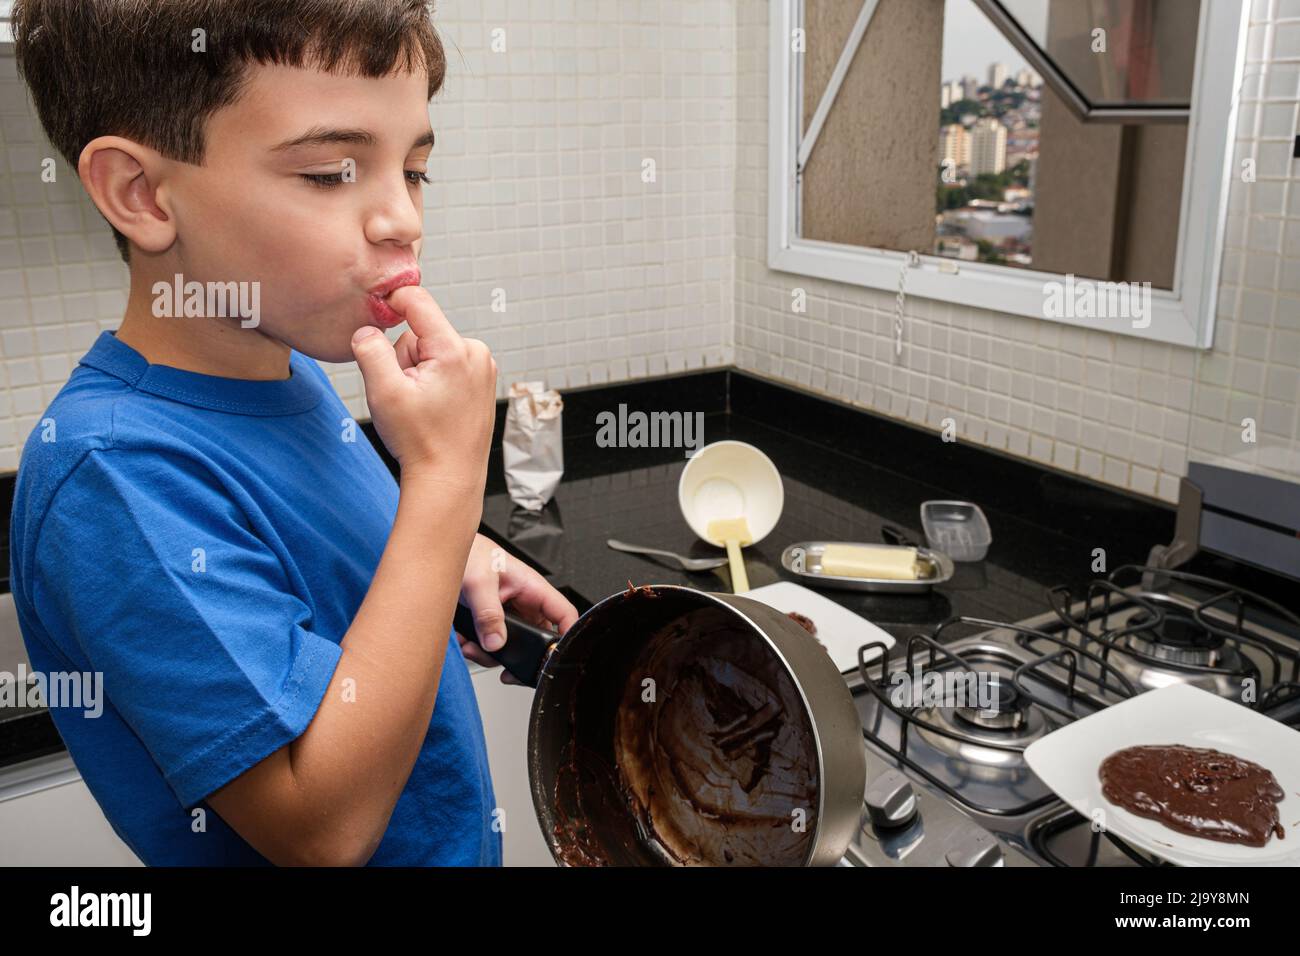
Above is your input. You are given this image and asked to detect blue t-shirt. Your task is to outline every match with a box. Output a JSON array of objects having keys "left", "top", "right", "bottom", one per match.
[{"left": 8, "top": 330, "right": 501, "bottom": 866}]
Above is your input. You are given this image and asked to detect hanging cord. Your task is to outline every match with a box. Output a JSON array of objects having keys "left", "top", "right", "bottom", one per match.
[{"left": 893, "top": 249, "right": 920, "bottom": 361}]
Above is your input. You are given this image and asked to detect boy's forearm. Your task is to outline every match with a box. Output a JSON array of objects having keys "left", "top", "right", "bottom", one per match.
[{"left": 287, "top": 468, "right": 484, "bottom": 861}]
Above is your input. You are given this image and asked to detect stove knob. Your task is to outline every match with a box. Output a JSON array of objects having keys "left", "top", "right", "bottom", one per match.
[
  {"left": 864, "top": 769, "right": 918, "bottom": 830},
  {"left": 944, "top": 827, "right": 1004, "bottom": 867}
]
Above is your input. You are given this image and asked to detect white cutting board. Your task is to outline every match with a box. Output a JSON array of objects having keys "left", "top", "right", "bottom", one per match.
[{"left": 742, "top": 581, "right": 896, "bottom": 674}]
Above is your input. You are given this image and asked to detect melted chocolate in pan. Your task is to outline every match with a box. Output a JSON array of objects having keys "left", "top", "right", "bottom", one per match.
[
  {"left": 551, "top": 603, "right": 820, "bottom": 865},
  {"left": 1099, "top": 744, "right": 1286, "bottom": 848}
]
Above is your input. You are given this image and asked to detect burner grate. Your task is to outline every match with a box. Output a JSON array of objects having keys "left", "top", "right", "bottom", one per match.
[
  {"left": 1017, "top": 566, "right": 1300, "bottom": 708},
  {"left": 851, "top": 567, "right": 1298, "bottom": 866},
  {"left": 857, "top": 623, "right": 1066, "bottom": 819}
]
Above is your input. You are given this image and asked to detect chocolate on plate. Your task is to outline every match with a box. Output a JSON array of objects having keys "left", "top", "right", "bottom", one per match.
[{"left": 1099, "top": 744, "right": 1286, "bottom": 848}]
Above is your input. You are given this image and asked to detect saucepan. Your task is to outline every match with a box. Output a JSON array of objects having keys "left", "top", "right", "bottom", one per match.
[{"left": 454, "top": 583, "right": 866, "bottom": 866}]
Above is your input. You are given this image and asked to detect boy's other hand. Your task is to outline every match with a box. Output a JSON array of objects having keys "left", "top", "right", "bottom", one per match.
[
  {"left": 456, "top": 533, "right": 580, "bottom": 684},
  {"left": 351, "top": 286, "right": 497, "bottom": 488}
]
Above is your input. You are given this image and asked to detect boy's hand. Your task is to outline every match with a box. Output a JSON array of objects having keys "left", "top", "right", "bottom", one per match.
[
  {"left": 456, "top": 534, "right": 580, "bottom": 684},
  {"left": 351, "top": 286, "right": 497, "bottom": 487}
]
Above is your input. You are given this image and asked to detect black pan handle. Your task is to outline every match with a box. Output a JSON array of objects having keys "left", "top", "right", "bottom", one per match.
[{"left": 452, "top": 601, "right": 559, "bottom": 688}]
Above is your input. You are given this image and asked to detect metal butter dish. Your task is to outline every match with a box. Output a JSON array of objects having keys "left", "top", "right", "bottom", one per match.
[{"left": 779, "top": 541, "right": 954, "bottom": 593}]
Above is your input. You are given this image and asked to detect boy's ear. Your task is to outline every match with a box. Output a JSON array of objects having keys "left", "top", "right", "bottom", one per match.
[{"left": 77, "top": 136, "right": 177, "bottom": 255}]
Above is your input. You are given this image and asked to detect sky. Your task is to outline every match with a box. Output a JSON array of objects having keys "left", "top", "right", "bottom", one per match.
[{"left": 940, "top": 0, "right": 1033, "bottom": 85}]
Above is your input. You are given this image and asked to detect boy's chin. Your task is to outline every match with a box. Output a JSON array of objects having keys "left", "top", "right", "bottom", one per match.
[
  {"left": 288, "top": 327, "right": 380, "bottom": 365},
  {"left": 307, "top": 341, "right": 365, "bottom": 365}
]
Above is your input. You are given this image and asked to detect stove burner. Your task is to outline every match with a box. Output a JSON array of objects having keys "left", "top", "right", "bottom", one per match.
[
  {"left": 1112, "top": 605, "right": 1257, "bottom": 693},
  {"left": 918, "top": 699, "right": 1052, "bottom": 768},
  {"left": 954, "top": 679, "right": 1027, "bottom": 731},
  {"left": 1124, "top": 606, "right": 1228, "bottom": 668},
  {"left": 1039, "top": 579, "right": 1267, "bottom": 698},
  {"left": 911, "top": 670, "right": 1053, "bottom": 768}
]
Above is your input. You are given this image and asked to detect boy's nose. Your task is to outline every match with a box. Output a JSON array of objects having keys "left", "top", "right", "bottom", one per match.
[{"left": 363, "top": 177, "right": 424, "bottom": 246}]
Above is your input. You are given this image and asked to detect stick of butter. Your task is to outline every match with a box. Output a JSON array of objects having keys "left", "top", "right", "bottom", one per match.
[{"left": 820, "top": 544, "right": 919, "bottom": 580}]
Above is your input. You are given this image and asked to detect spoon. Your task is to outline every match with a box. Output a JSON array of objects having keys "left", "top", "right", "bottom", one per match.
[{"left": 605, "top": 539, "right": 729, "bottom": 573}]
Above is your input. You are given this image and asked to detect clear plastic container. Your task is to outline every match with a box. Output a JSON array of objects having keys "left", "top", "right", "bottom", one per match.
[{"left": 920, "top": 501, "right": 992, "bottom": 562}]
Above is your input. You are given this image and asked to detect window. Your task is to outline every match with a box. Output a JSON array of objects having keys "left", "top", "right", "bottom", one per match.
[{"left": 768, "top": 0, "right": 1249, "bottom": 348}]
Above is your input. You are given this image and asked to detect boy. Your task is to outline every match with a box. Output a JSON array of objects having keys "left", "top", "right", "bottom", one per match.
[{"left": 7, "top": 0, "right": 577, "bottom": 865}]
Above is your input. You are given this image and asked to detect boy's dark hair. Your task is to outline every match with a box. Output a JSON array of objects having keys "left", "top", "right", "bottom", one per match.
[{"left": 11, "top": 0, "right": 447, "bottom": 265}]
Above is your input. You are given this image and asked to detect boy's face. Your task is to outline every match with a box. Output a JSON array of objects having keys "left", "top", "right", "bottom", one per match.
[{"left": 164, "top": 61, "right": 432, "bottom": 363}]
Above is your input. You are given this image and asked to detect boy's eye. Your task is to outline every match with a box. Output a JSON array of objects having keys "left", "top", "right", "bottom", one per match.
[
  {"left": 299, "top": 171, "right": 431, "bottom": 189},
  {"left": 300, "top": 172, "right": 346, "bottom": 189}
]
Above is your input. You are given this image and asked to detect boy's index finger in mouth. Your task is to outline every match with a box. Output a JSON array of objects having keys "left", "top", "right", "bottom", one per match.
[{"left": 384, "top": 284, "right": 457, "bottom": 344}]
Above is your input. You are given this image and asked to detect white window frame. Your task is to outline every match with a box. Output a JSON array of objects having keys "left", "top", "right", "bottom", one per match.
[{"left": 767, "top": 0, "right": 1250, "bottom": 349}]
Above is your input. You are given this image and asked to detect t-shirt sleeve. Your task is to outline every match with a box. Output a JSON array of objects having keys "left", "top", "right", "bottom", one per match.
[{"left": 31, "top": 447, "right": 344, "bottom": 809}]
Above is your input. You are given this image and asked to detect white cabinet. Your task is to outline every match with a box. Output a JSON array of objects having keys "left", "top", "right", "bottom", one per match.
[
  {"left": 469, "top": 667, "right": 556, "bottom": 867},
  {"left": 0, "top": 753, "right": 142, "bottom": 866},
  {"left": 0, "top": 670, "right": 555, "bottom": 867}
]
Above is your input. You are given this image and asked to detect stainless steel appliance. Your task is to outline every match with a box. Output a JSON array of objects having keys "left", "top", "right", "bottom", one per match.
[{"left": 840, "top": 462, "right": 1300, "bottom": 867}]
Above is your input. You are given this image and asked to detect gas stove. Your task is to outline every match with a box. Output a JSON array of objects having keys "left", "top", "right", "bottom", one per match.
[{"left": 838, "top": 463, "right": 1300, "bottom": 867}]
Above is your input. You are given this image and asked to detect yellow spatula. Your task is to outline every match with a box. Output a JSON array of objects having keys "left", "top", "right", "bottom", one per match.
[{"left": 707, "top": 516, "right": 753, "bottom": 594}]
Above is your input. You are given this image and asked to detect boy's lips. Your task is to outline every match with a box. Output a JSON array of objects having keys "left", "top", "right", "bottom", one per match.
[
  {"left": 368, "top": 269, "right": 422, "bottom": 299},
  {"left": 365, "top": 269, "right": 421, "bottom": 328}
]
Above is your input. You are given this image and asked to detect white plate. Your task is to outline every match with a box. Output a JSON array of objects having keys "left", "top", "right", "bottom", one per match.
[
  {"left": 1024, "top": 683, "right": 1300, "bottom": 866},
  {"left": 742, "top": 581, "right": 895, "bottom": 674}
]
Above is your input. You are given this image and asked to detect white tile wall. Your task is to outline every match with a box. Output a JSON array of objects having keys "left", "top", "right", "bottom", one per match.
[
  {"left": 734, "top": 0, "right": 1299, "bottom": 503},
  {"left": 1198, "top": 0, "right": 1300, "bottom": 489},
  {"left": 397, "top": 0, "right": 736, "bottom": 401},
  {"left": 0, "top": 0, "right": 737, "bottom": 471},
  {"left": 0, "top": 0, "right": 1296, "bottom": 505}
]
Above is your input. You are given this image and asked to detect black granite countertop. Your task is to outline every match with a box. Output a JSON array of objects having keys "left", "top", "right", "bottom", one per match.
[
  {"left": 0, "top": 367, "right": 1177, "bottom": 770},
  {"left": 476, "top": 372, "right": 1175, "bottom": 639}
]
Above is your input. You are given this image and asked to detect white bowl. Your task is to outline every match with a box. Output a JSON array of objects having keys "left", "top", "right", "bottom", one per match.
[{"left": 678, "top": 441, "right": 784, "bottom": 546}]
